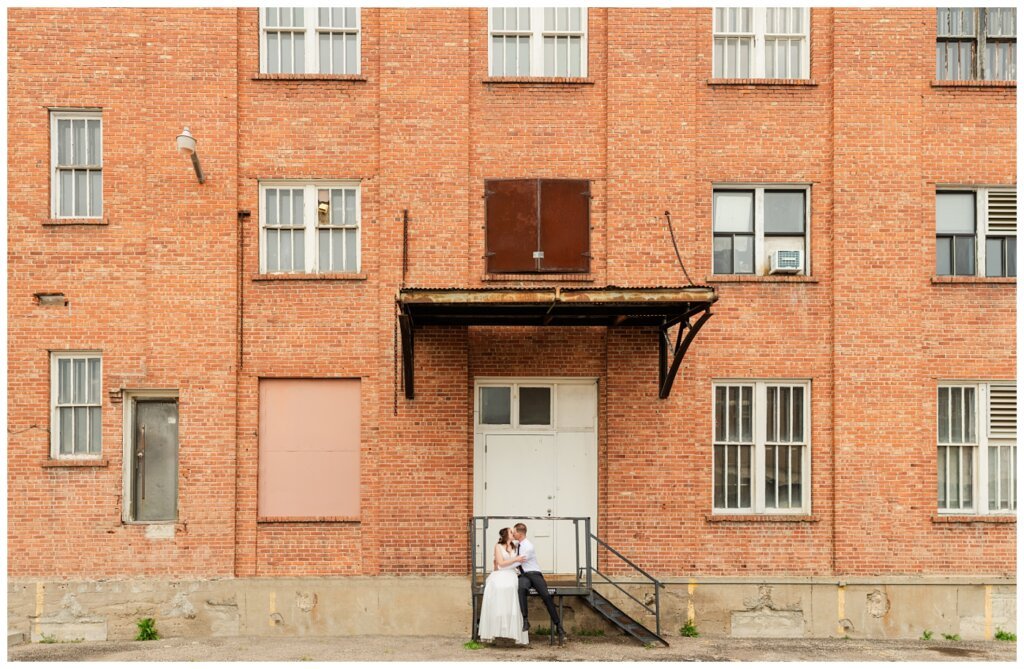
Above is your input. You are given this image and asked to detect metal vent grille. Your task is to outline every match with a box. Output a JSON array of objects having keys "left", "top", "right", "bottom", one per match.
[
  {"left": 775, "top": 250, "right": 801, "bottom": 269},
  {"left": 989, "top": 383, "right": 1017, "bottom": 439},
  {"left": 986, "top": 188, "right": 1017, "bottom": 234}
]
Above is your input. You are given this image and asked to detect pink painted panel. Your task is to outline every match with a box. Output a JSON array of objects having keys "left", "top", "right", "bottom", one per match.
[{"left": 258, "top": 379, "right": 361, "bottom": 517}]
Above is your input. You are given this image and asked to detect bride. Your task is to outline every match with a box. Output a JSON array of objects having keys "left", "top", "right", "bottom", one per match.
[{"left": 478, "top": 527, "right": 529, "bottom": 645}]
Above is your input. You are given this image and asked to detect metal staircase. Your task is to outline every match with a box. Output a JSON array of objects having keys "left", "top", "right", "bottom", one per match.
[{"left": 470, "top": 516, "right": 669, "bottom": 647}]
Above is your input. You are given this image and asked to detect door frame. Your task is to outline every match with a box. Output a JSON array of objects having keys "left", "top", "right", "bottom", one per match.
[
  {"left": 121, "top": 389, "right": 179, "bottom": 524},
  {"left": 472, "top": 376, "right": 599, "bottom": 560}
]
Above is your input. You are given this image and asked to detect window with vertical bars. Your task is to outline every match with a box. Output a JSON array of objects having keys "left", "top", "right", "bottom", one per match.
[
  {"left": 261, "top": 182, "right": 360, "bottom": 274},
  {"left": 51, "top": 112, "right": 102, "bottom": 218},
  {"left": 51, "top": 353, "right": 102, "bottom": 458},
  {"left": 938, "top": 383, "right": 1016, "bottom": 514},
  {"left": 713, "top": 8, "right": 809, "bottom": 79},
  {"left": 936, "top": 8, "right": 1016, "bottom": 81},
  {"left": 713, "top": 381, "right": 810, "bottom": 514},
  {"left": 261, "top": 7, "right": 361, "bottom": 75},
  {"left": 489, "top": 7, "right": 588, "bottom": 77}
]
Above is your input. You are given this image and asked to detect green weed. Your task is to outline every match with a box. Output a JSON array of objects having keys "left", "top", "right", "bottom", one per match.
[
  {"left": 135, "top": 618, "right": 160, "bottom": 641},
  {"left": 994, "top": 629, "right": 1016, "bottom": 642},
  {"left": 941, "top": 633, "right": 961, "bottom": 641},
  {"left": 463, "top": 640, "right": 484, "bottom": 650},
  {"left": 679, "top": 619, "right": 700, "bottom": 638},
  {"left": 921, "top": 630, "right": 933, "bottom": 640},
  {"left": 38, "top": 633, "right": 57, "bottom": 644}
]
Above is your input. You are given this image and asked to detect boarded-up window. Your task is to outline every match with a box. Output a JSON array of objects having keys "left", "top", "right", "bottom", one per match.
[
  {"left": 485, "top": 178, "right": 590, "bottom": 273},
  {"left": 259, "top": 379, "right": 360, "bottom": 518}
]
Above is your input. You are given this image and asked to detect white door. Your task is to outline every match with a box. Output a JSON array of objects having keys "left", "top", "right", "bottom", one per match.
[{"left": 476, "top": 379, "right": 597, "bottom": 576}]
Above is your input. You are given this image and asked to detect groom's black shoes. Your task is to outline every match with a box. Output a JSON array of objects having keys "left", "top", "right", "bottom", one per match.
[{"left": 522, "top": 620, "right": 530, "bottom": 632}]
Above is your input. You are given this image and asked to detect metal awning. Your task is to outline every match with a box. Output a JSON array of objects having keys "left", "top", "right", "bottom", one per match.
[{"left": 397, "top": 286, "right": 717, "bottom": 400}]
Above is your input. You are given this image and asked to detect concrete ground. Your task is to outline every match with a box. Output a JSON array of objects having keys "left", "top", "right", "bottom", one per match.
[{"left": 8, "top": 634, "right": 1018, "bottom": 662}]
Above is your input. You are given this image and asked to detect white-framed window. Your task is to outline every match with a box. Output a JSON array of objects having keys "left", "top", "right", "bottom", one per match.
[
  {"left": 477, "top": 383, "right": 554, "bottom": 429},
  {"left": 50, "top": 111, "right": 102, "bottom": 218},
  {"left": 713, "top": 7, "right": 810, "bottom": 79},
  {"left": 489, "top": 7, "right": 588, "bottom": 77},
  {"left": 713, "top": 380, "right": 811, "bottom": 514},
  {"left": 938, "top": 382, "right": 1016, "bottom": 514},
  {"left": 713, "top": 185, "right": 810, "bottom": 275},
  {"left": 259, "top": 182, "right": 361, "bottom": 274},
  {"left": 260, "top": 7, "right": 361, "bottom": 75},
  {"left": 936, "top": 8, "right": 1016, "bottom": 81},
  {"left": 50, "top": 352, "right": 102, "bottom": 458},
  {"left": 936, "top": 187, "right": 1016, "bottom": 277}
]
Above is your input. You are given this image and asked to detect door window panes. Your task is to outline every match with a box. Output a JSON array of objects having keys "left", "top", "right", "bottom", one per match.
[
  {"left": 481, "top": 386, "right": 512, "bottom": 425},
  {"left": 519, "top": 387, "right": 552, "bottom": 425}
]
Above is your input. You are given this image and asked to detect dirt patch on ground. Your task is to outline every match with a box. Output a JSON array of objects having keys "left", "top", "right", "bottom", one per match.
[{"left": 9, "top": 635, "right": 1017, "bottom": 662}]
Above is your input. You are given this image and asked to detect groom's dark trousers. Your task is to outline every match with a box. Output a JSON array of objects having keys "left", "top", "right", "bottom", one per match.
[{"left": 518, "top": 571, "right": 562, "bottom": 629}]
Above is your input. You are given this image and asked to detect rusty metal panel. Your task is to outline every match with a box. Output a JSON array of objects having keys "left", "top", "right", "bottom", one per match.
[
  {"left": 539, "top": 179, "right": 590, "bottom": 272},
  {"left": 485, "top": 179, "right": 538, "bottom": 273}
]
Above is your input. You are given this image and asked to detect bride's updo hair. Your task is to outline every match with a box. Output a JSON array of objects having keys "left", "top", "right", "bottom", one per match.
[{"left": 497, "top": 527, "right": 513, "bottom": 547}]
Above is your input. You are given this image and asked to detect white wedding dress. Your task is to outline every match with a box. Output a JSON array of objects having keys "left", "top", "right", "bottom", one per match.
[{"left": 478, "top": 547, "right": 528, "bottom": 645}]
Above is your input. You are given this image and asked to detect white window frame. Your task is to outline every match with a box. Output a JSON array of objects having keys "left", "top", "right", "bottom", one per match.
[
  {"left": 50, "top": 110, "right": 102, "bottom": 219},
  {"left": 936, "top": 186, "right": 1017, "bottom": 278},
  {"left": 258, "top": 181, "right": 362, "bottom": 274},
  {"left": 713, "top": 7, "right": 811, "bottom": 80},
  {"left": 488, "top": 7, "right": 589, "bottom": 78},
  {"left": 50, "top": 351, "right": 103, "bottom": 460},
  {"left": 712, "top": 379, "right": 812, "bottom": 516},
  {"left": 937, "top": 381, "right": 1017, "bottom": 516},
  {"left": 712, "top": 184, "right": 812, "bottom": 276},
  {"left": 259, "top": 7, "right": 362, "bottom": 75}
]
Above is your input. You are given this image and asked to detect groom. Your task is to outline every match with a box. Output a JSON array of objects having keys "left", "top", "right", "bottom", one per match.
[{"left": 512, "top": 522, "right": 566, "bottom": 644}]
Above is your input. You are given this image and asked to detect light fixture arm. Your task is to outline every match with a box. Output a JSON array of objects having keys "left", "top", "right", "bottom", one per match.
[{"left": 190, "top": 152, "right": 205, "bottom": 184}]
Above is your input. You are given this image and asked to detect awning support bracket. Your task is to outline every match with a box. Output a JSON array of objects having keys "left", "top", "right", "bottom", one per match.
[{"left": 658, "top": 307, "right": 713, "bottom": 400}]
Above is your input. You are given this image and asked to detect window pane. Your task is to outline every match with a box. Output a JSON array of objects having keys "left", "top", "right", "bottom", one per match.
[
  {"left": 335, "top": 229, "right": 347, "bottom": 271},
  {"left": 962, "top": 447, "right": 973, "bottom": 506},
  {"left": 734, "top": 235, "right": 754, "bottom": 274},
  {"left": 714, "top": 191, "right": 753, "bottom": 232},
  {"left": 740, "top": 386, "right": 752, "bottom": 442},
  {"left": 713, "top": 236, "right": 733, "bottom": 274},
  {"left": 319, "top": 229, "right": 331, "bottom": 270},
  {"left": 481, "top": 386, "right": 511, "bottom": 424},
  {"left": 73, "top": 358, "right": 87, "bottom": 403},
  {"left": 344, "top": 189, "right": 357, "bottom": 225},
  {"left": 938, "top": 387, "right": 949, "bottom": 442},
  {"left": 292, "top": 188, "right": 304, "bottom": 226},
  {"left": 936, "top": 192, "right": 975, "bottom": 233},
  {"left": 87, "top": 120, "right": 101, "bottom": 165},
  {"left": 74, "top": 407, "right": 88, "bottom": 453},
  {"left": 713, "top": 39, "right": 725, "bottom": 78},
  {"left": 280, "top": 229, "right": 293, "bottom": 269},
  {"left": 506, "top": 35, "right": 517, "bottom": 74},
  {"left": 964, "top": 387, "right": 976, "bottom": 443},
  {"left": 714, "top": 445, "right": 725, "bottom": 508},
  {"left": 767, "top": 386, "right": 777, "bottom": 441},
  {"left": 89, "top": 406, "right": 101, "bottom": 453},
  {"left": 936, "top": 237, "right": 952, "bottom": 275},
  {"left": 59, "top": 170, "right": 73, "bottom": 217},
  {"left": 266, "top": 7, "right": 278, "bottom": 28},
  {"left": 1008, "top": 238, "right": 1016, "bottom": 277},
  {"left": 267, "top": 229, "right": 279, "bottom": 271},
  {"left": 279, "top": 189, "right": 291, "bottom": 225},
  {"left": 344, "top": 228, "right": 358, "bottom": 270},
  {"left": 714, "top": 386, "right": 726, "bottom": 441},
  {"left": 292, "top": 229, "right": 305, "bottom": 270},
  {"left": 268, "top": 32, "right": 280, "bottom": 73},
  {"left": 345, "top": 33, "right": 358, "bottom": 73},
  {"left": 765, "top": 446, "right": 777, "bottom": 508},
  {"left": 792, "top": 386, "right": 804, "bottom": 442},
  {"left": 266, "top": 189, "right": 278, "bottom": 226},
  {"left": 89, "top": 171, "right": 102, "bottom": 217},
  {"left": 777, "top": 445, "right": 790, "bottom": 507},
  {"left": 58, "top": 358, "right": 72, "bottom": 404},
  {"left": 60, "top": 407, "right": 74, "bottom": 454},
  {"left": 569, "top": 37, "right": 581, "bottom": 77},
  {"left": 986, "top": 237, "right": 1004, "bottom": 276},
  {"left": 281, "top": 32, "right": 293, "bottom": 72},
  {"left": 728, "top": 386, "right": 739, "bottom": 441},
  {"left": 790, "top": 446, "right": 803, "bottom": 507},
  {"left": 74, "top": 170, "right": 88, "bottom": 216},
  {"left": 780, "top": 387, "right": 791, "bottom": 442},
  {"left": 345, "top": 7, "right": 357, "bottom": 27},
  {"left": 519, "top": 387, "right": 552, "bottom": 425},
  {"left": 57, "top": 119, "right": 71, "bottom": 164},
  {"left": 765, "top": 191, "right": 805, "bottom": 234},
  {"left": 320, "top": 33, "right": 331, "bottom": 73},
  {"left": 950, "top": 387, "right": 963, "bottom": 443},
  {"left": 88, "top": 358, "right": 101, "bottom": 404},
  {"left": 570, "top": 8, "right": 581, "bottom": 31},
  {"left": 739, "top": 445, "right": 751, "bottom": 508},
  {"left": 954, "top": 236, "right": 975, "bottom": 275},
  {"left": 72, "top": 119, "right": 86, "bottom": 164},
  {"left": 492, "top": 36, "right": 504, "bottom": 75},
  {"left": 557, "top": 36, "right": 569, "bottom": 75},
  {"left": 492, "top": 8, "right": 503, "bottom": 30},
  {"left": 949, "top": 446, "right": 960, "bottom": 506},
  {"left": 938, "top": 447, "right": 947, "bottom": 507}
]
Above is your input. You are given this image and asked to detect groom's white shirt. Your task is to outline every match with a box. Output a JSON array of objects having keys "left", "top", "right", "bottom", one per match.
[{"left": 517, "top": 538, "right": 542, "bottom": 573}]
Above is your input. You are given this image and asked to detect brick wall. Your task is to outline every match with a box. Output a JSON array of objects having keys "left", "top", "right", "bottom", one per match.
[{"left": 7, "top": 8, "right": 1015, "bottom": 580}]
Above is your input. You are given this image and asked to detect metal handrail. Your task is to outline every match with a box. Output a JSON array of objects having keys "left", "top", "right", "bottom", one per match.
[{"left": 589, "top": 533, "right": 664, "bottom": 638}]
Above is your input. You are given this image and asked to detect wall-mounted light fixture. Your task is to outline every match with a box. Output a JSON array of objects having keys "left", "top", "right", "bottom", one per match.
[{"left": 176, "top": 126, "right": 205, "bottom": 184}]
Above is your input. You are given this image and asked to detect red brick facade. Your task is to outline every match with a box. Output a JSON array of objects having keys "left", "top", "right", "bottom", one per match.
[{"left": 8, "top": 8, "right": 1015, "bottom": 582}]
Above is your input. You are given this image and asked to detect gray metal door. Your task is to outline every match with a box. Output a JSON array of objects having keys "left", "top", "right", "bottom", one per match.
[{"left": 133, "top": 400, "right": 179, "bottom": 522}]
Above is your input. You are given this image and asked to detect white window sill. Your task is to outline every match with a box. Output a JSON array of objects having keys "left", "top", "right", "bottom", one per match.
[
  {"left": 706, "top": 514, "right": 819, "bottom": 523},
  {"left": 707, "top": 78, "right": 817, "bottom": 87},
  {"left": 930, "top": 275, "right": 1016, "bottom": 284},
  {"left": 42, "top": 458, "right": 108, "bottom": 468},
  {"left": 706, "top": 274, "right": 818, "bottom": 284},
  {"left": 252, "top": 272, "right": 367, "bottom": 282},
  {"left": 931, "top": 80, "right": 1016, "bottom": 89},
  {"left": 252, "top": 73, "right": 367, "bottom": 82},
  {"left": 931, "top": 514, "right": 1015, "bottom": 524},
  {"left": 257, "top": 516, "right": 360, "bottom": 523},
  {"left": 483, "top": 76, "right": 595, "bottom": 86}
]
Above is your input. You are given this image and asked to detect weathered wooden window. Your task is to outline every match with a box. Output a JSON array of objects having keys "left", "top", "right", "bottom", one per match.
[
  {"left": 51, "top": 111, "right": 102, "bottom": 218},
  {"left": 258, "top": 379, "right": 361, "bottom": 519},
  {"left": 484, "top": 178, "right": 590, "bottom": 273},
  {"left": 936, "top": 8, "right": 1016, "bottom": 81},
  {"left": 51, "top": 352, "right": 102, "bottom": 458}
]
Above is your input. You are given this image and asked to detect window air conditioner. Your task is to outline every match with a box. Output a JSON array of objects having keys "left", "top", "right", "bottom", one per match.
[{"left": 769, "top": 250, "right": 804, "bottom": 274}]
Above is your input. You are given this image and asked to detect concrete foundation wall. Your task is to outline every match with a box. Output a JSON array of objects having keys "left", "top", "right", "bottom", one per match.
[{"left": 8, "top": 577, "right": 1015, "bottom": 643}]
